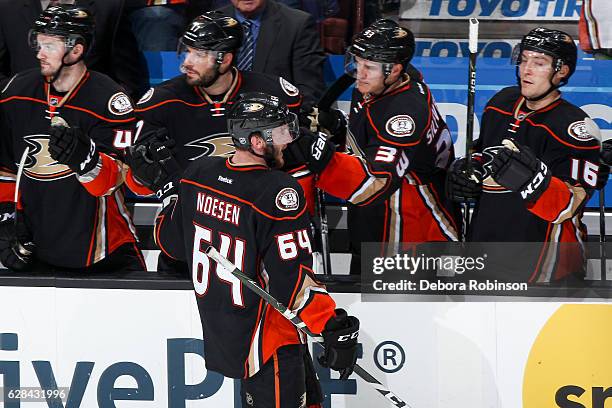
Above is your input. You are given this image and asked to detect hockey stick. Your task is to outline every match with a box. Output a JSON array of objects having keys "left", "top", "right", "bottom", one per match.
[
  {"left": 312, "top": 73, "right": 356, "bottom": 274},
  {"left": 586, "top": 118, "right": 607, "bottom": 280},
  {"left": 463, "top": 18, "right": 479, "bottom": 241},
  {"left": 205, "top": 246, "right": 411, "bottom": 408},
  {"left": 13, "top": 147, "right": 30, "bottom": 228}
]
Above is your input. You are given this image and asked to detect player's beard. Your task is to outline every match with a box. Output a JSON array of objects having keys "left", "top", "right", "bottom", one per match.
[
  {"left": 182, "top": 64, "right": 219, "bottom": 87},
  {"left": 263, "top": 145, "right": 284, "bottom": 169}
]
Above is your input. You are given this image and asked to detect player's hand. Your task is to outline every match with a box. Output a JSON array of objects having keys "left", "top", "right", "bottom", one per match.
[
  {"left": 125, "top": 139, "right": 181, "bottom": 200},
  {"left": 491, "top": 138, "right": 551, "bottom": 203},
  {"left": 446, "top": 157, "right": 484, "bottom": 202},
  {"left": 319, "top": 309, "right": 359, "bottom": 380},
  {"left": 0, "top": 211, "right": 35, "bottom": 271},
  {"left": 284, "top": 128, "right": 335, "bottom": 174},
  {"left": 300, "top": 106, "right": 347, "bottom": 146},
  {"left": 600, "top": 140, "right": 612, "bottom": 166},
  {"left": 48, "top": 122, "right": 99, "bottom": 175}
]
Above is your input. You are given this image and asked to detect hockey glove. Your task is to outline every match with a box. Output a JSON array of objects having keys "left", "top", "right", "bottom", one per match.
[
  {"left": 0, "top": 202, "right": 14, "bottom": 225},
  {"left": 446, "top": 156, "right": 484, "bottom": 202},
  {"left": 48, "top": 123, "right": 99, "bottom": 175},
  {"left": 0, "top": 211, "right": 35, "bottom": 271},
  {"left": 125, "top": 139, "right": 182, "bottom": 200},
  {"left": 491, "top": 139, "right": 551, "bottom": 203},
  {"left": 284, "top": 128, "right": 335, "bottom": 174},
  {"left": 318, "top": 309, "right": 359, "bottom": 380},
  {"left": 596, "top": 140, "right": 612, "bottom": 190},
  {"left": 299, "top": 106, "right": 347, "bottom": 148}
]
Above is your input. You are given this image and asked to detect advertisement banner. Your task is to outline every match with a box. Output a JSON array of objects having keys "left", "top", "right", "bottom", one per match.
[
  {"left": 400, "top": 0, "right": 582, "bottom": 21},
  {"left": 0, "top": 287, "right": 610, "bottom": 407}
]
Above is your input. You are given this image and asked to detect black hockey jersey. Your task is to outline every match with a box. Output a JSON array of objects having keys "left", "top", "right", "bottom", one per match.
[
  {"left": 0, "top": 69, "right": 139, "bottom": 268},
  {"left": 316, "top": 75, "right": 459, "bottom": 263},
  {"left": 470, "top": 86, "right": 601, "bottom": 281},
  {"left": 155, "top": 157, "right": 335, "bottom": 378},
  {"left": 126, "top": 68, "right": 305, "bottom": 195}
]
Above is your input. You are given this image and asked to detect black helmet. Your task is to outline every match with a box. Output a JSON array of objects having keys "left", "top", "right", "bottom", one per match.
[
  {"left": 227, "top": 92, "right": 299, "bottom": 149},
  {"left": 29, "top": 5, "right": 94, "bottom": 52},
  {"left": 517, "top": 27, "right": 577, "bottom": 79},
  {"left": 180, "top": 11, "right": 243, "bottom": 53},
  {"left": 348, "top": 19, "right": 415, "bottom": 65}
]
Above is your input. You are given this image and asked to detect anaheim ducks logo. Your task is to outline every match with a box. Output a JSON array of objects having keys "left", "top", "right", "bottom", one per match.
[
  {"left": 184, "top": 133, "right": 236, "bottom": 161},
  {"left": 22, "top": 135, "right": 73, "bottom": 181},
  {"left": 480, "top": 145, "right": 511, "bottom": 193}
]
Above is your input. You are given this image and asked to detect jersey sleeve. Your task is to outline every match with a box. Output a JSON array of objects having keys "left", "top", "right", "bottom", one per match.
[
  {"left": 0, "top": 86, "right": 16, "bottom": 204},
  {"left": 77, "top": 90, "right": 137, "bottom": 197},
  {"left": 526, "top": 116, "right": 601, "bottom": 223},
  {"left": 153, "top": 195, "right": 186, "bottom": 261},
  {"left": 124, "top": 86, "right": 174, "bottom": 196},
  {"left": 317, "top": 88, "right": 433, "bottom": 206},
  {"left": 255, "top": 177, "right": 336, "bottom": 336}
]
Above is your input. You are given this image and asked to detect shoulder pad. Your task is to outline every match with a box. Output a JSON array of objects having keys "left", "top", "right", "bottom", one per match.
[
  {"left": 536, "top": 103, "right": 600, "bottom": 149},
  {"left": 367, "top": 85, "right": 428, "bottom": 146},
  {"left": 486, "top": 86, "right": 521, "bottom": 110},
  {"left": 257, "top": 173, "right": 306, "bottom": 218},
  {"left": 106, "top": 91, "right": 134, "bottom": 117}
]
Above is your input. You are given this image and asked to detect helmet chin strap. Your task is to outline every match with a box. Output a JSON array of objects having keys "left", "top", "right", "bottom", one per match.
[
  {"left": 516, "top": 63, "right": 567, "bottom": 102},
  {"left": 45, "top": 47, "right": 84, "bottom": 86}
]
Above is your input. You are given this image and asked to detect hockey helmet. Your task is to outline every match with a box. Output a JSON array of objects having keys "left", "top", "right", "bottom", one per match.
[
  {"left": 347, "top": 19, "right": 415, "bottom": 65},
  {"left": 180, "top": 11, "right": 243, "bottom": 53},
  {"left": 29, "top": 5, "right": 94, "bottom": 52},
  {"left": 227, "top": 92, "right": 299, "bottom": 149},
  {"left": 513, "top": 27, "right": 577, "bottom": 80}
]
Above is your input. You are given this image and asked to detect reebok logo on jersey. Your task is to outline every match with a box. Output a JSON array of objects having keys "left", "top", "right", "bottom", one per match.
[
  {"left": 217, "top": 175, "right": 233, "bottom": 184},
  {"left": 275, "top": 188, "right": 299, "bottom": 211},
  {"left": 567, "top": 121, "right": 595, "bottom": 142},
  {"left": 385, "top": 115, "right": 415, "bottom": 137}
]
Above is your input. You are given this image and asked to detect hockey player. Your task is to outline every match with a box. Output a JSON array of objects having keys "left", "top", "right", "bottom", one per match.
[
  {"left": 153, "top": 93, "right": 359, "bottom": 407},
  {"left": 0, "top": 5, "right": 144, "bottom": 272},
  {"left": 447, "top": 27, "right": 602, "bottom": 282},
  {"left": 285, "top": 20, "right": 460, "bottom": 274},
  {"left": 125, "top": 11, "right": 315, "bottom": 273}
]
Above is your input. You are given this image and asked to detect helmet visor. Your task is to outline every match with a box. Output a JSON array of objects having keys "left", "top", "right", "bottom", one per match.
[
  {"left": 28, "top": 31, "right": 69, "bottom": 53},
  {"left": 270, "top": 112, "right": 299, "bottom": 145},
  {"left": 512, "top": 47, "right": 555, "bottom": 73},
  {"left": 177, "top": 41, "right": 222, "bottom": 65},
  {"left": 344, "top": 53, "right": 385, "bottom": 80}
]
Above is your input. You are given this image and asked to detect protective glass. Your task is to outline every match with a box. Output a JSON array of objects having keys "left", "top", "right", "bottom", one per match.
[
  {"left": 511, "top": 47, "right": 555, "bottom": 73},
  {"left": 344, "top": 53, "right": 385, "bottom": 80}
]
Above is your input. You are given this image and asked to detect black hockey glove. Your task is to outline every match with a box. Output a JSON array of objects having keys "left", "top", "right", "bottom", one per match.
[
  {"left": 596, "top": 163, "right": 611, "bottom": 190},
  {"left": 284, "top": 128, "right": 335, "bottom": 174},
  {"left": 491, "top": 138, "right": 551, "bottom": 203},
  {"left": 48, "top": 123, "right": 99, "bottom": 175},
  {"left": 125, "top": 139, "right": 182, "bottom": 200},
  {"left": 0, "top": 211, "right": 35, "bottom": 271},
  {"left": 299, "top": 106, "right": 347, "bottom": 147},
  {"left": 0, "top": 202, "right": 14, "bottom": 225},
  {"left": 446, "top": 156, "right": 484, "bottom": 202},
  {"left": 596, "top": 140, "right": 612, "bottom": 190},
  {"left": 318, "top": 309, "right": 359, "bottom": 380},
  {"left": 600, "top": 140, "right": 612, "bottom": 165}
]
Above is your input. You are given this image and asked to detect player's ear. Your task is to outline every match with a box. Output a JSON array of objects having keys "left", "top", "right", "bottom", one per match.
[
  {"left": 554, "top": 64, "right": 570, "bottom": 84},
  {"left": 222, "top": 52, "right": 234, "bottom": 69},
  {"left": 249, "top": 133, "right": 265, "bottom": 153},
  {"left": 71, "top": 43, "right": 85, "bottom": 59},
  {"left": 390, "top": 63, "right": 403, "bottom": 79}
]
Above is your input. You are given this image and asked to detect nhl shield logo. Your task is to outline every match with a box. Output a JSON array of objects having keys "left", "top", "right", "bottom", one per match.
[{"left": 275, "top": 188, "right": 299, "bottom": 211}]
